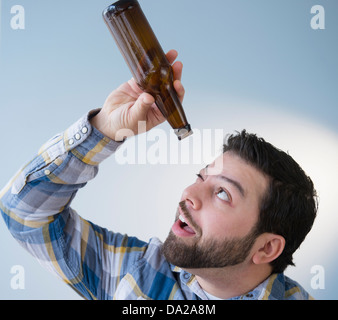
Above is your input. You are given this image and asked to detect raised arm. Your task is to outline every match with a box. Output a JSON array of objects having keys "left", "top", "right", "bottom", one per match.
[{"left": 0, "top": 50, "right": 184, "bottom": 300}]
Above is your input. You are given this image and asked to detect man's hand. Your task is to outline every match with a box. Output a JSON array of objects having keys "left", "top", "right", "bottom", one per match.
[{"left": 90, "top": 50, "right": 185, "bottom": 141}]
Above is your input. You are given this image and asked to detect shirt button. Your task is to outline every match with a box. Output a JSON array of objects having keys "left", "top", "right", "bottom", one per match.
[
  {"left": 68, "top": 138, "right": 74, "bottom": 146},
  {"left": 81, "top": 126, "right": 88, "bottom": 134},
  {"left": 183, "top": 273, "right": 190, "bottom": 280},
  {"left": 75, "top": 133, "right": 81, "bottom": 140},
  {"left": 44, "top": 169, "right": 51, "bottom": 176},
  {"left": 245, "top": 293, "right": 254, "bottom": 298}
]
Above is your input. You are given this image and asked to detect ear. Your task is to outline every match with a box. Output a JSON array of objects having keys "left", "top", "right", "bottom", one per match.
[{"left": 252, "top": 233, "right": 285, "bottom": 265}]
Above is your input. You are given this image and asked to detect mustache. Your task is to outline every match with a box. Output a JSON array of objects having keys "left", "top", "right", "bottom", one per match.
[{"left": 178, "top": 201, "right": 201, "bottom": 235}]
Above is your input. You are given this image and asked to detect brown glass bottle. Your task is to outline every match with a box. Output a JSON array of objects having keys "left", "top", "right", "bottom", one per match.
[{"left": 103, "top": 0, "right": 193, "bottom": 140}]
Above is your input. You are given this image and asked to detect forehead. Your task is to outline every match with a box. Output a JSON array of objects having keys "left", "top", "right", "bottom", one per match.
[{"left": 208, "top": 152, "right": 269, "bottom": 200}]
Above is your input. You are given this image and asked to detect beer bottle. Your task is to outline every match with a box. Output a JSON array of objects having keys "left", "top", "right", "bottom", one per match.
[{"left": 103, "top": 0, "right": 193, "bottom": 140}]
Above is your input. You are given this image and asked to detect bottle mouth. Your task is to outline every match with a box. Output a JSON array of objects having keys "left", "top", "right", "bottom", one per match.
[
  {"left": 174, "top": 125, "right": 193, "bottom": 141},
  {"left": 103, "top": 0, "right": 139, "bottom": 16}
]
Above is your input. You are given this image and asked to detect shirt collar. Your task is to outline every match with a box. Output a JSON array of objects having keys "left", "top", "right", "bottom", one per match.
[
  {"left": 170, "top": 265, "right": 208, "bottom": 300},
  {"left": 170, "top": 265, "right": 285, "bottom": 300}
]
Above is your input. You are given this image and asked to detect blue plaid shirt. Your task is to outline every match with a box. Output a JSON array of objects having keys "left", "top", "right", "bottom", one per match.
[{"left": 0, "top": 110, "right": 313, "bottom": 300}]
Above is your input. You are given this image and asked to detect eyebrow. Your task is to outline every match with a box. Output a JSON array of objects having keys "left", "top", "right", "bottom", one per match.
[
  {"left": 217, "top": 176, "right": 246, "bottom": 198},
  {"left": 204, "top": 165, "right": 246, "bottom": 197}
]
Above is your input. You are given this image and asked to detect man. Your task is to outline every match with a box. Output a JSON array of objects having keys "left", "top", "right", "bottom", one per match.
[{"left": 0, "top": 50, "right": 317, "bottom": 300}]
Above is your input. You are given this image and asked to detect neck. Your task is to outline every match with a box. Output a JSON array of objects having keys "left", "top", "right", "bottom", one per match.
[{"left": 184, "top": 263, "right": 272, "bottom": 299}]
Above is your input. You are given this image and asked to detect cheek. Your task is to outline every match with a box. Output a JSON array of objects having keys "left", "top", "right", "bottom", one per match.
[
  {"left": 201, "top": 208, "right": 258, "bottom": 240},
  {"left": 200, "top": 214, "right": 233, "bottom": 239}
]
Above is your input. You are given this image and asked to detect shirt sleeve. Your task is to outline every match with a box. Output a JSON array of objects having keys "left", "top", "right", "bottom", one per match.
[{"left": 0, "top": 110, "right": 148, "bottom": 300}]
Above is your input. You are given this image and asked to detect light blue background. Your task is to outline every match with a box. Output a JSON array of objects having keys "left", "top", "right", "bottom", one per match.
[{"left": 0, "top": 0, "right": 337, "bottom": 299}]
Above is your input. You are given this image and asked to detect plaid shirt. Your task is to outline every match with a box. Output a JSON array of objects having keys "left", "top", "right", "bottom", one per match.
[{"left": 0, "top": 110, "right": 313, "bottom": 300}]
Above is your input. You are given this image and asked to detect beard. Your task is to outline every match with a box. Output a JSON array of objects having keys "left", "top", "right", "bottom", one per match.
[{"left": 162, "top": 203, "right": 260, "bottom": 269}]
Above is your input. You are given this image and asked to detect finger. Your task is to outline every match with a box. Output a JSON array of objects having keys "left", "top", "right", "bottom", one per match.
[
  {"left": 172, "top": 61, "right": 183, "bottom": 81},
  {"left": 127, "top": 78, "right": 143, "bottom": 94},
  {"left": 174, "top": 80, "right": 185, "bottom": 103},
  {"left": 166, "top": 49, "right": 178, "bottom": 65}
]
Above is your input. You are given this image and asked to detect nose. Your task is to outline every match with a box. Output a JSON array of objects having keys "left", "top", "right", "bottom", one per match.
[{"left": 181, "top": 183, "right": 203, "bottom": 211}]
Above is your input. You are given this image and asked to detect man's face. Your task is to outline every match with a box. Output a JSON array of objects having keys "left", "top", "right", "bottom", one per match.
[{"left": 163, "top": 151, "right": 269, "bottom": 269}]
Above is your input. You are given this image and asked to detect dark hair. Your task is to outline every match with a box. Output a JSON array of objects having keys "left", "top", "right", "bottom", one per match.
[{"left": 223, "top": 130, "right": 318, "bottom": 274}]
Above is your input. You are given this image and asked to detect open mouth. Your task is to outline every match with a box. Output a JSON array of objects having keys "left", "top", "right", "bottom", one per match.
[{"left": 171, "top": 214, "right": 197, "bottom": 238}]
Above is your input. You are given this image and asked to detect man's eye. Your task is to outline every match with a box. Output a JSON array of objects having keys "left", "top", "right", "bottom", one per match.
[
  {"left": 216, "top": 189, "right": 231, "bottom": 202},
  {"left": 196, "top": 174, "right": 204, "bottom": 181}
]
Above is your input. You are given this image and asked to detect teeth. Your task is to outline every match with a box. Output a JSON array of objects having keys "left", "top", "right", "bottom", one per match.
[{"left": 179, "top": 215, "right": 186, "bottom": 223}]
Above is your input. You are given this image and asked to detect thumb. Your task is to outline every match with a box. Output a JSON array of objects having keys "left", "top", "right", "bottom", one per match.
[{"left": 133, "top": 93, "right": 155, "bottom": 119}]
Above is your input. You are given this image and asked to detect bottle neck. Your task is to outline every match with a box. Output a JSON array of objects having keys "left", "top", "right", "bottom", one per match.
[{"left": 155, "top": 85, "right": 192, "bottom": 140}]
